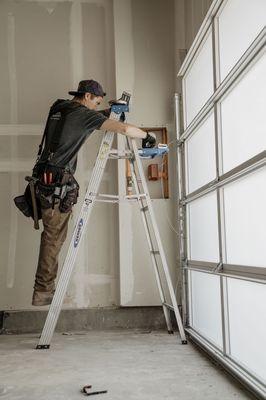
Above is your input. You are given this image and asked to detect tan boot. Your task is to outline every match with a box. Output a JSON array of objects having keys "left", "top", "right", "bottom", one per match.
[{"left": 32, "top": 290, "right": 54, "bottom": 306}]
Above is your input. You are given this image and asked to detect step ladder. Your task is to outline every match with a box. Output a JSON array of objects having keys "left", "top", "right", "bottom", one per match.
[{"left": 36, "top": 92, "right": 187, "bottom": 349}]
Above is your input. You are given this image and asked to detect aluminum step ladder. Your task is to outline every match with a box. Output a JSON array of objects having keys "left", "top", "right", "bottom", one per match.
[{"left": 36, "top": 92, "right": 187, "bottom": 349}]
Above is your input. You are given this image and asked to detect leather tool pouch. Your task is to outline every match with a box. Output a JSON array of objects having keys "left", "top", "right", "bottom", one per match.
[
  {"left": 59, "top": 186, "right": 79, "bottom": 213},
  {"left": 13, "top": 183, "right": 42, "bottom": 220},
  {"left": 36, "top": 182, "right": 57, "bottom": 209}
]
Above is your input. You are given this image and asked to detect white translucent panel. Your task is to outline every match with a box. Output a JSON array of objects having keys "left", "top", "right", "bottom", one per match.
[
  {"left": 190, "top": 270, "right": 223, "bottom": 348},
  {"left": 184, "top": 31, "right": 214, "bottom": 127},
  {"left": 227, "top": 278, "right": 266, "bottom": 383},
  {"left": 188, "top": 192, "right": 219, "bottom": 262},
  {"left": 223, "top": 168, "right": 266, "bottom": 267},
  {"left": 186, "top": 112, "right": 216, "bottom": 193},
  {"left": 218, "top": 0, "right": 266, "bottom": 80},
  {"left": 221, "top": 52, "right": 266, "bottom": 173}
]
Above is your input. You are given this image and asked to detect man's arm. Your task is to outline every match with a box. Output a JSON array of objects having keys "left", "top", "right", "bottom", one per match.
[{"left": 100, "top": 119, "right": 146, "bottom": 139}]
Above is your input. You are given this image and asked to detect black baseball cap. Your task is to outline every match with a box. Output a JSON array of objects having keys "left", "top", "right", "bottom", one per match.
[{"left": 68, "top": 79, "right": 106, "bottom": 97}]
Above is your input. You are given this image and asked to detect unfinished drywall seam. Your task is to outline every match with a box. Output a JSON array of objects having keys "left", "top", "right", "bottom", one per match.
[
  {"left": 103, "top": 0, "right": 116, "bottom": 98},
  {"left": 113, "top": 0, "right": 136, "bottom": 305},
  {"left": 6, "top": 13, "right": 19, "bottom": 289},
  {"left": 70, "top": 1, "right": 83, "bottom": 88},
  {"left": 113, "top": 0, "right": 135, "bottom": 99},
  {"left": 68, "top": 0, "right": 87, "bottom": 308}
]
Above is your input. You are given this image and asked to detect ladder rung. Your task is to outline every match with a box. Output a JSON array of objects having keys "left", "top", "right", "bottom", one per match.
[
  {"left": 125, "top": 194, "right": 147, "bottom": 200},
  {"left": 109, "top": 150, "right": 133, "bottom": 159},
  {"left": 109, "top": 155, "right": 133, "bottom": 159},
  {"left": 150, "top": 250, "right": 160, "bottom": 255}
]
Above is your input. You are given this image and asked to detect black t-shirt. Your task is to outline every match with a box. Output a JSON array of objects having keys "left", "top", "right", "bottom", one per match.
[{"left": 36, "top": 99, "right": 107, "bottom": 173}]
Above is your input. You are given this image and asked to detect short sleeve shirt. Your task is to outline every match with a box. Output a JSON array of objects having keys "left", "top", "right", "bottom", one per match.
[{"left": 37, "top": 99, "right": 107, "bottom": 174}]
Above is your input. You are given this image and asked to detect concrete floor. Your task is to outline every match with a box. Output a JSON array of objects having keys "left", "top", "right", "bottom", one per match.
[{"left": 0, "top": 331, "right": 255, "bottom": 400}]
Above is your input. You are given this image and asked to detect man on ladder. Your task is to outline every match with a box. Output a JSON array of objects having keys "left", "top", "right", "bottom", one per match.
[{"left": 31, "top": 79, "right": 156, "bottom": 307}]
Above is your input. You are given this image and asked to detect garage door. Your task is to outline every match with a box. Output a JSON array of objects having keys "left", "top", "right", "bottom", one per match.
[{"left": 177, "top": 0, "right": 266, "bottom": 397}]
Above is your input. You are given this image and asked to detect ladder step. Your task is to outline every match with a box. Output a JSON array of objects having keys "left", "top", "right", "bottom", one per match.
[
  {"left": 125, "top": 194, "right": 147, "bottom": 200},
  {"left": 109, "top": 149, "right": 133, "bottom": 159}
]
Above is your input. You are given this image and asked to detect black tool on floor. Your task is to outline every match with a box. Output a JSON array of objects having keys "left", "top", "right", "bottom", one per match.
[{"left": 81, "top": 385, "right": 108, "bottom": 396}]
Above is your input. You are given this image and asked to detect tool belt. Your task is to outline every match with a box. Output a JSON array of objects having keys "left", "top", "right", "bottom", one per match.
[
  {"left": 14, "top": 165, "right": 79, "bottom": 230},
  {"left": 13, "top": 101, "right": 80, "bottom": 229},
  {"left": 34, "top": 164, "right": 79, "bottom": 213}
]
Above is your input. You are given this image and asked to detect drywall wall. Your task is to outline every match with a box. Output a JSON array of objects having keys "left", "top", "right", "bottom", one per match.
[
  {"left": 115, "top": 0, "right": 213, "bottom": 306},
  {"left": 114, "top": 0, "right": 180, "bottom": 306},
  {"left": 0, "top": 0, "right": 117, "bottom": 310},
  {"left": 0, "top": 0, "right": 212, "bottom": 310}
]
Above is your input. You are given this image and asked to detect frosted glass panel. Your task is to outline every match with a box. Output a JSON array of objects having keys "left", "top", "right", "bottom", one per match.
[
  {"left": 184, "top": 31, "right": 214, "bottom": 127},
  {"left": 227, "top": 278, "right": 266, "bottom": 383},
  {"left": 186, "top": 112, "right": 216, "bottom": 193},
  {"left": 218, "top": 0, "right": 266, "bottom": 80},
  {"left": 188, "top": 192, "right": 219, "bottom": 262},
  {"left": 190, "top": 271, "right": 223, "bottom": 348},
  {"left": 221, "top": 52, "right": 266, "bottom": 173},
  {"left": 223, "top": 168, "right": 266, "bottom": 267}
]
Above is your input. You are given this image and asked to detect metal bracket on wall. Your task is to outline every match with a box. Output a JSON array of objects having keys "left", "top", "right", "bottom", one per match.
[{"left": 177, "top": 139, "right": 185, "bottom": 147}]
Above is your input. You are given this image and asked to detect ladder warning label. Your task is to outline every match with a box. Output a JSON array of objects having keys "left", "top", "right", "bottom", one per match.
[
  {"left": 99, "top": 141, "right": 109, "bottom": 159},
  {"left": 74, "top": 219, "right": 83, "bottom": 247}
]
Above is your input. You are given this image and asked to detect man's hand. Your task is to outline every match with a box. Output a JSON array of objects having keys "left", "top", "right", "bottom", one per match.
[{"left": 142, "top": 132, "right": 156, "bottom": 148}]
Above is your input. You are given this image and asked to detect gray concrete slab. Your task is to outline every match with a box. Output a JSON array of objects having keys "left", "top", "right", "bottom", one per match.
[
  {"left": 1, "top": 307, "right": 167, "bottom": 334},
  {"left": 0, "top": 331, "right": 255, "bottom": 400}
]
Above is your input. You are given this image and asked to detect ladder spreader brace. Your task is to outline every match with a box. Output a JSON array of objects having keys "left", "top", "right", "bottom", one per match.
[{"left": 36, "top": 91, "right": 187, "bottom": 349}]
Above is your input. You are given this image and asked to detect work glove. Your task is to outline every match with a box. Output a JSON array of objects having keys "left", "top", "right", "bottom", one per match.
[{"left": 142, "top": 132, "right": 156, "bottom": 148}]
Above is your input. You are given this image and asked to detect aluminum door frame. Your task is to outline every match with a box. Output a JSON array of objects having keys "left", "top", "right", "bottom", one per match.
[{"left": 176, "top": 1, "right": 266, "bottom": 398}]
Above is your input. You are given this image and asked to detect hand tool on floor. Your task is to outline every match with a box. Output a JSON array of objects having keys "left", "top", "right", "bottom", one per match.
[{"left": 81, "top": 385, "right": 108, "bottom": 396}]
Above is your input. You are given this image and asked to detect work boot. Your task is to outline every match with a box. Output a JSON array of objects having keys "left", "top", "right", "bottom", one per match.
[{"left": 32, "top": 290, "right": 54, "bottom": 306}]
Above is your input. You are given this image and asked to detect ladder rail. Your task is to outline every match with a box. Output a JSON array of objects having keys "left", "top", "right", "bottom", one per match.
[
  {"left": 37, "top": 119, "right": 118, "bottom": 348},
  {"left": 127, "top": 151, "right": 174, "bottom": 333},
  {"left": 131, "top": 139, "right": 187, "bottom": 343}
]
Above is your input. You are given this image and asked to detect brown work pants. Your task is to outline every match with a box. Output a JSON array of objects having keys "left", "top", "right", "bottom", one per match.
[{"left": 34, "top": 205, "right": 71, "bottom": 293}]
